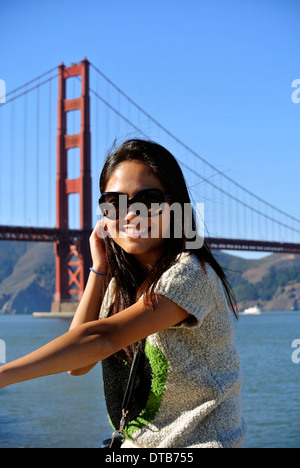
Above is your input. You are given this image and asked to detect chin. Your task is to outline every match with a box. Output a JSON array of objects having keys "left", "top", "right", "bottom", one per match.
[{"left": 114, "top": 237, "right": 163, "bottom": 257}]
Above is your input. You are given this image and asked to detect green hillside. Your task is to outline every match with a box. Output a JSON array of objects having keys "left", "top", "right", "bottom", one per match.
[
  {"left": 0, "top": 242, "right": 55, "bottom": 314},
  {"left": 214, "top": 250, "right": 300, "bottom": 311},
  {"left": 0, "top": 241, "right": 299, "bottom": 314}
]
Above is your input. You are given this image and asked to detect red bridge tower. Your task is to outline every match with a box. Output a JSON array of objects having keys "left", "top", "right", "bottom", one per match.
[{"left": 52, "top": 59, "right": 92, "bottom": 313}]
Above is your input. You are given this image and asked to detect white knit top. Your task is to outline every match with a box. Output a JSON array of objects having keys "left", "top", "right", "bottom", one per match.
[{"left": 99, "top": 251, "right": 247, "bottom": 448}]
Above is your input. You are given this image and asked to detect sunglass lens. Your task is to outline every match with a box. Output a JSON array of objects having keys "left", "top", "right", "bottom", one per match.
[
  {"left": 99, "top": 194, "right": 120, "bottom": 219},
  {"left": 99, "top": 190, "right": 170, "bottom": 219},
  {"left": 134, "top": 190, "right": 167, "bottom": 216}
]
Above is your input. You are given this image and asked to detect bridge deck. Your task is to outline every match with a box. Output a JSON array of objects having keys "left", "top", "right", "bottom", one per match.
[{"left": 0, "top": 226, "right": 300, "bottom": 254}]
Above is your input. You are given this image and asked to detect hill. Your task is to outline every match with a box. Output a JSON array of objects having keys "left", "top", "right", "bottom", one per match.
[
  {"left": 0, "top": 242, "right": 55, "bottom": 314},
  {"left": 0, "top": 241, "right": 299, "bottom": 314},
  {"left": 214, "top": 251, "right": 300, "bottom": 311}
]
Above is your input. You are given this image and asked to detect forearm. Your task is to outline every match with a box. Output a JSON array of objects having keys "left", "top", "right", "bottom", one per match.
[
  {"left": 70, "top": 269, "right": 106, "bottom": 331},
  {"left": 0, "top": 322, "right": 112, "bottom": 389},
  {"left": 70, "top": 220, "right": 108, "bottom": 332}
]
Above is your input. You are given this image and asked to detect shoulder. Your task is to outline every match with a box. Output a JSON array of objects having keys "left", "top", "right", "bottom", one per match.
[
  {"left": 155, "top": 251, "right": 220, "bottom": 295},
  {"left": 154, "top": 251, "right": 226, "bottom": 328}
]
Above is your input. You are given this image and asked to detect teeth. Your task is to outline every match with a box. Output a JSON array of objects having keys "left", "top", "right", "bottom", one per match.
[
  {"left": 125, "top": 227, "right": 149, "bottom": 236},
  {"left": 126, "top": 229, "right": 148, "bottom": 234}
]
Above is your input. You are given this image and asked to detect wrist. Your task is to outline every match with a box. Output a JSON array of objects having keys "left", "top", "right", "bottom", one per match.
[
  {"left": 92, "top": 260, "right": 107, "bottom": 271},
  {"left": 90, "top": 266, "right": 107, "bottom": 277}
]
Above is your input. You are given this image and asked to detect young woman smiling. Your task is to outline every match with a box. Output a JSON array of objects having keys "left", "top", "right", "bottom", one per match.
[{"left": 0, "top": 140, "right": 246, "bottom": 448}]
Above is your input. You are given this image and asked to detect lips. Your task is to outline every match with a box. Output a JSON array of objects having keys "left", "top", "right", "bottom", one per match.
[{"left": 123, "top": 224, "right": 151, "bottom": 239}]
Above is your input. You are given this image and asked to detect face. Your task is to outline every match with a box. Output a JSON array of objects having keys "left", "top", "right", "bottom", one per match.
[{"left": 102, "top": 160, "right": 171, "bottom": 270}]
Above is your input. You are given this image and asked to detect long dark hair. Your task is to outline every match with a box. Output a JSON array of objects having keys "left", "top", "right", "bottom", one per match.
[{"left": 99, "top": 139, "right": 238, "bottom": 359}]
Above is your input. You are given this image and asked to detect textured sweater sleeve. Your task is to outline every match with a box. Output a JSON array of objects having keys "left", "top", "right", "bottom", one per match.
[{"left": 154, "top": 252, "right": 223, "bottom": 328}]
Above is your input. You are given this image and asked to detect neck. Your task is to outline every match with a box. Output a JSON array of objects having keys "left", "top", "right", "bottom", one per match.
[{"left": 134, "top": 248, "right": 165, "bottom": 273}]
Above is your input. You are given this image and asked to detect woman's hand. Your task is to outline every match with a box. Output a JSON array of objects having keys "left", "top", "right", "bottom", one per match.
[
  {"left": 68, "top": 219, "right": 110, "bottom": 355},
  {"left": 89, "top": 219, "right": 108, "bottom": 273}
]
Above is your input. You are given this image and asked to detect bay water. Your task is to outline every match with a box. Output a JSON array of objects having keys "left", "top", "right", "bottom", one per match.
[{"left": 0, "top": 311, "right": 299, "bottom": 448}]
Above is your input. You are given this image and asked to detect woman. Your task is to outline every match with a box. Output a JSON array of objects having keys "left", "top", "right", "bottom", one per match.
[{"left": 0, "top": 139, "right": 246, "bottom": 448}]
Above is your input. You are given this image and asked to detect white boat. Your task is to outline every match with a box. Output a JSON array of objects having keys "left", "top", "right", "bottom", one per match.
[{"left": 243, "top": 306, "right": 261, "bottom": 315}]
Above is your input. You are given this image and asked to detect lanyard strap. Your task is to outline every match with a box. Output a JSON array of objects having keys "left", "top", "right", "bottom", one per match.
[
  {"left": 110, "top": 346, "right": 140, "bottom": 448},
  {"left": 121, "top": 347, "right": 140, "bottom": 411}
]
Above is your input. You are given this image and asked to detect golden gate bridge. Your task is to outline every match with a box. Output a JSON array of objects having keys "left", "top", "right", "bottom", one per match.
[{"left": 0, "top": 58, "right": 299, "bottom": 310}]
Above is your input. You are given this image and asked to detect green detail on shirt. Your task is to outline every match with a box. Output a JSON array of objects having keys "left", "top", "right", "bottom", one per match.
[{"left": 124, "top": 340, "right": 169, "bottom": 439}]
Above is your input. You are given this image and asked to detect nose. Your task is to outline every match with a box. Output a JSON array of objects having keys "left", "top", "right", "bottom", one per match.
[{"left": 124, "top": 207, "right": 139, "bottom": 222}]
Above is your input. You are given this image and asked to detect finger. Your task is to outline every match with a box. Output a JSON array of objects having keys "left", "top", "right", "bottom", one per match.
[{"left": 94, "top": 219, "right": 108, "bottom": 239}]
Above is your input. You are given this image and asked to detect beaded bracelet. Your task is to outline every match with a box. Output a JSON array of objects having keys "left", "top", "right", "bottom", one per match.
[{"left": 89, "top": 267, "right": 106, "bottom": 277}]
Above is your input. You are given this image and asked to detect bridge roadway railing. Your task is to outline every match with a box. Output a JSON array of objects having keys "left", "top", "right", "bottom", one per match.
[
  {"left": 1, "top": 226, "right": 300, "bottom": 254},
  {"left": 0, "top": 225, "right": 89, "bottom": 243},
  {"left": 206, "top": 237, "right": 300, "bottom": 254}
]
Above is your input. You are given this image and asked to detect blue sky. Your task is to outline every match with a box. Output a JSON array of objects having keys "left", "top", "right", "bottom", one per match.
[{"left": 1, "top": 0, "right": 299, "bottom": 258}]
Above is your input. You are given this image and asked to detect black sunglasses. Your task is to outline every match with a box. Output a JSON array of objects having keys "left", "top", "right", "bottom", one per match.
[{"left": 98, "top": 188, "right": 172, "bottom": 220}]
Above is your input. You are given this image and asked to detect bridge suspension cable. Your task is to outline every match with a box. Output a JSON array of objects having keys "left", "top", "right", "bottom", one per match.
[
  {"left": 0, "top": 60, "right": 299, "bottom": 247},
  {"left": 0, "top": 66, "right": 58, "bottom": 228},
  {"left": 90, "top": 63, "right": 300, "bottom": 223},
  {"left": 88, "top": 61, "right": 300, "bottom": 243}
]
